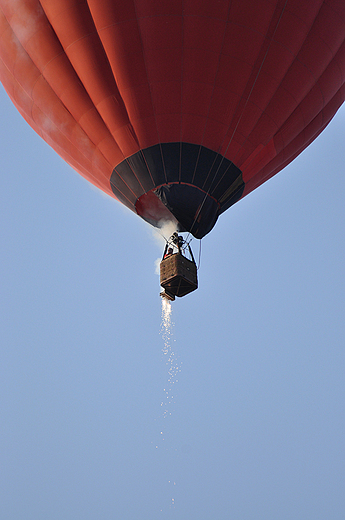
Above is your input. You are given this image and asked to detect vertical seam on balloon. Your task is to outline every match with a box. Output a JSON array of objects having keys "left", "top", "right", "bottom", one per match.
[
  {"left": 227, "top": 1, "right": 329, "bottom": 172},
  {"left": 187, "top": 0, "right": 289, "bottom": 239},
  {"left": 84, "top": 0, "right": 147, "bottom": 172},
  {"left": 85, "top": 1, "right": 145, "bottom": 161},
  {"left": 190, "top": 0, "right": 233, "bottom": 186},
  {"left": 122, "top": 157, "right": 146, "bottom": 192},
  {"left": 109, "top": 172, "right": 137, "bottom": 202},
  {"left": 0, "top": 14, "right": 113, "bottom": 192},
  {"left": 11, "top": 83, "right": 112, "bottom": 189},
  {"left": 272, "top": 44, "right": 345, "bottom": 168},
  {"left": 0, "top": 33, "right": 114, "bottom": 190},
  {"left": 0, "top": 2, "right": 125, "bottom": 185},
  {"left": 83, "top": 0, "right": 140, "bottom": 139},
  {"left": 46, "top": 4, "right": 118, "bottom": 130},
  {"left": 228, "top": 1, "right": 343, "bottom": 185},
  {"left": 132, "top": 3, "right": 168, "bottom": 184},
  {"left": 246, "top": 85, "right": 345, "bottom": 192},
  {"left": 138, "top": 150, "right": 156, "bottom": 188},
  {"left": 47, "top": 0, "right": 142, "bottom": 178},
  {"left": 28, "top": 32, "right": 124, "bottom": 171},
  {"left": 204, "top": 0, "right": 291, "bottom": 195},
  {"left": 212, "top": 0, "right": 342, "bottom": 193},
  {"left": 111, "top": 167, "right": 141, "bottom": 197},
  {"left": 89, "top": 12, "right": 156, "bottom": 190},
  {"left": 109, "top": 186, "right": 135, "bottom": 209},
  {"left": 179, "top": 0, "right": 185, "bottom": 184},
  {"left": 109, "top": 185, "right": 135, "bottom": 209}
]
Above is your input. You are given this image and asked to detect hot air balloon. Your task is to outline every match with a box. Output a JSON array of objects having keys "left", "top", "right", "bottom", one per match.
[{"left": 1, "top": 0, "right": 345, "bottom": 296}]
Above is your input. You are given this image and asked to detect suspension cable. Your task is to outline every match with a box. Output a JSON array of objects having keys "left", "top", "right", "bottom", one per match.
[
  {"left": 197, "top": 239, "right": 202, "bottom": 270},
  {"left": 185, "top": 0, "right": 289, "bottom": 243}
]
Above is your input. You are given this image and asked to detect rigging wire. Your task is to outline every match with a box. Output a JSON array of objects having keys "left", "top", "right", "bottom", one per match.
[
  {"left": 197, "top": 239, "right": 202, "bottom": 270},
  {"left": 185, "top": 0, "right": 289, "bottom": 243}
]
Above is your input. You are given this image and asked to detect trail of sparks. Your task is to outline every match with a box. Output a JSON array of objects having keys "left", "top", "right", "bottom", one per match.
[
  {"left": 160, "top": 298, "right": 181, "bottom": 419},
  {"left": 155, "top": 298, "right": 180, "bottom": 513}
]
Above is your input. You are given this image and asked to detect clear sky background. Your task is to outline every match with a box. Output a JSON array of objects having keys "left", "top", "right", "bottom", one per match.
[{"left": 1, "top": 83, "right": 345, "bottom": 520}]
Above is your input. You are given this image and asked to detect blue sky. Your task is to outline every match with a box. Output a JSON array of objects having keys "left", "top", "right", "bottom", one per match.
[{"left": 1, "top": 84, "right": 345, "bottom": 520}]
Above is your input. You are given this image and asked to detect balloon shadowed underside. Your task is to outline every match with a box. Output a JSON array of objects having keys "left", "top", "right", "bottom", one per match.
[
  {"left": 0, "top": 0, "right": 344, "bottom": 237},
  {"left": 112, "top": 143, "right": 244, "bottom": 238}
]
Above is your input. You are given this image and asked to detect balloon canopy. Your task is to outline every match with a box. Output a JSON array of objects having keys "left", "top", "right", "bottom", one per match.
[{"left": 1, "top": 0, "right": 344, "bottom": 237}]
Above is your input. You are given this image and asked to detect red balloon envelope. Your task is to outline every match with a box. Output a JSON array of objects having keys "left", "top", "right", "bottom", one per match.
[{"left": 1, "top": 0, "right": 345, "bottom": 237}]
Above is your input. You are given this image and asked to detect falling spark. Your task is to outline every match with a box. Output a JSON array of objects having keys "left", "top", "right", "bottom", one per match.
[
  {"left": 156, "top": 298, "right": 180, "bottom": 512},
  {"left": 160, "top": 298, "right": 181, "bottom": 419},
  {"left": 161, "top": 297, "right": 172, "bottom": 354}
]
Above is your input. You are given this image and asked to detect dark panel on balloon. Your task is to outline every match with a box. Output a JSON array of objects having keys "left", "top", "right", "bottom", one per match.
[
  {"left": 141, "top": 146, "right": 166, "bottom": 186},
  {"left": 191, "top": 145, "right": 219, "bottom": 187},
  {"left": 201, "top": 152, "right": 234, "bottom": 194},
  {"left": 161, "top": 142, "right": 181, "bottom": 183},
  {"left": 218, "top": 180, "right": 245, "bottom": 214},
  {"left": 110, "top": 186, "right": 135, "bottom": 211},
  {"left": 114, "top": 159, "right": 146, "bottom": 196},
  {"left": 180, "top": 142, "right": 201, "bottom": 184},
  {"left": 109, "top": 173, "right": 137, "bottom": 210},
  {"left": 154, "top": 184, "right": 219, "bottom": 239},
  {"left": 111, "top": 142, "right": 244, "bottom": 237},
  {"left": 124, "top": 152, "right": 155, "bottom": 192},
  {"left": 212, "top": 161, "right": 245, "bottom": 203}
]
